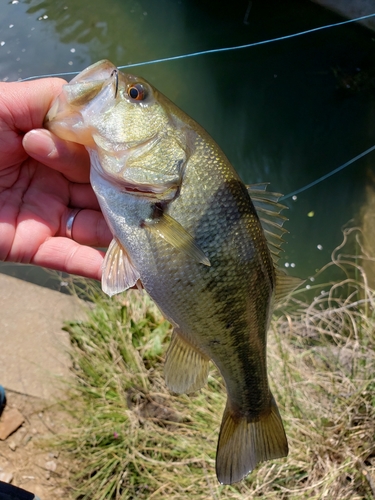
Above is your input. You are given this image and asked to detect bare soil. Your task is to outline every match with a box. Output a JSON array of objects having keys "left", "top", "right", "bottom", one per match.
[{"left": 0, "top": 391, "right": 74, "bottom": 500}]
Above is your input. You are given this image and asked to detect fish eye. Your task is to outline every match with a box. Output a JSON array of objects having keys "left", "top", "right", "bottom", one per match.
[{"left": 127, "top": 83, "right": 147, "bottom": 101}]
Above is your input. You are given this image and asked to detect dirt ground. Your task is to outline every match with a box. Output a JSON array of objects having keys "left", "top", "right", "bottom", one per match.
[{"left": 0, "top": 391, "right": 74, "bottom": 500}]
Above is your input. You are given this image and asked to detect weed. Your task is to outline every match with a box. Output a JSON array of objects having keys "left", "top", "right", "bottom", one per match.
[{"left": 58, "top": 229, "right": 375, "bottom": 499}]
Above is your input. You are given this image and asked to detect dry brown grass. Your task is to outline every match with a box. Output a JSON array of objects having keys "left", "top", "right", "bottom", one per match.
[{"left": 58, "top": 227, "right": 375, "bottom": 499}]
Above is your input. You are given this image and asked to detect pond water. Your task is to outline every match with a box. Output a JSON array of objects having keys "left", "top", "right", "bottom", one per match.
[{"left": 1, "top": 0, "right": 375, "bottom": 291}]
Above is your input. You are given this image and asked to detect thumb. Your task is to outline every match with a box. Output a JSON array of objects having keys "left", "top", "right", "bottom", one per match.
[{"left": 23, "top": 128, "right": 90, "bottom": 183}]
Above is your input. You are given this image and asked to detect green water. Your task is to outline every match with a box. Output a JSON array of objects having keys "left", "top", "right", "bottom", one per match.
[{"left": 1, "top": 0, "right": 375, "bottom": 290}]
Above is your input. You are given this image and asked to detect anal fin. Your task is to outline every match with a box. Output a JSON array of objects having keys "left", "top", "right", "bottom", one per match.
[
  {"left": 164, "top": 331, "right": 210, "bottom": 394},
  {"left": 216, "top": 394, "right": 288, "bottom": 484},
  {"left": 102, "top": 238, "right": 141, "bottom": 297}
]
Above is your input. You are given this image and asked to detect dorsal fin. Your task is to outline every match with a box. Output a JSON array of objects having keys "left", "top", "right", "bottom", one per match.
[
  {"left": 248, "top": 184, "right": 305, "bottom": 298},
  {"left": 247, "top": 183, "right": 288, "bottom": 264},
  {"left": 275, "top": 268, "right": 305, "bottom": 303}
]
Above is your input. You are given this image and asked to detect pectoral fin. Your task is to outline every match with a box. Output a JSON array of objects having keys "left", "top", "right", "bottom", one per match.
[
  {"left": 164, "top": 331, "right": 210, "bottom": 394},
  {"left": 102, "top": 238, "right": 141, "bottom": 297},
  {"left": 144, "top": 213, "right": 210, "bottom": 266}
]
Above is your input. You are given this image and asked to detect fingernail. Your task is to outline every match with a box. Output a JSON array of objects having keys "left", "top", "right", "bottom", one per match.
[{"left": 23, "top": 129, "right": 57, "bottom": 158}]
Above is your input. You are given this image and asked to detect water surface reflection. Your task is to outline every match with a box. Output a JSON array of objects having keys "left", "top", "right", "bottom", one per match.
[{"left": 1, "top": 0, "right": 375, "bottom": 290}]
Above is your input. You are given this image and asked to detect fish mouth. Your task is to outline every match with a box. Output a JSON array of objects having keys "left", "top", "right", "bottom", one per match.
[{"left": 45, "top": 61, "right": 119, "bottom": 146}]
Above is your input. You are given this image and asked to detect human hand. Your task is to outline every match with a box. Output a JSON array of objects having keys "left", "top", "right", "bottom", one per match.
[{"left": 0, "top": 78, "right": 111, "bottom": 281}]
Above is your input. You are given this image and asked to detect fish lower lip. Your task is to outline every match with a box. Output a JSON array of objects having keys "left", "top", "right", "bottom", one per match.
[
  {"left": 124, "top": 184, "right": 150, "bottom": 192},
  {"left": 123, "top": 185, "right": 156, "bottom": 195},
  {"left": 121, "top": 182, "right": 177, "bottom": 200},
  {"left": 122, "top": 187, "right": 170, "bottom": 200},
  {"left": 97, "top": 167, "right": 177, "bottom": 199}
]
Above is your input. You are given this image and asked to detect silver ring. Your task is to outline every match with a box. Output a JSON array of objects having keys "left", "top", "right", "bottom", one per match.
[{"left": 66, "top": 208, "right": 81, "bottom": 239}]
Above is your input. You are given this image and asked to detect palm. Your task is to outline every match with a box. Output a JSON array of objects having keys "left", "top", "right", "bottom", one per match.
[{"left": 1, "top": 158, "right": 72, "bottom": 261}]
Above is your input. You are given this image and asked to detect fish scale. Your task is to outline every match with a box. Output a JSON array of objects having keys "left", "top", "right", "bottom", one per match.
[{"left": 45, "top": 59, "right": 301, "bottom": 484}]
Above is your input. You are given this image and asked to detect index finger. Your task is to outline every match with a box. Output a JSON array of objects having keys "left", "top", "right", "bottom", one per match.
[{"left": 0, "top": 78, "right": 68, "bottom": 129}]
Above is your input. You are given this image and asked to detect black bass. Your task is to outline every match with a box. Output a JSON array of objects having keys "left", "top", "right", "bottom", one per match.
[{"left": 45, "top": 60, "right": 300, "bottom": 484}]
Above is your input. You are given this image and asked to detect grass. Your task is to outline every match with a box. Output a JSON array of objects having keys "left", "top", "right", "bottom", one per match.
[{"left": 58, "top": 227, "right": 375, "bottom": 499}]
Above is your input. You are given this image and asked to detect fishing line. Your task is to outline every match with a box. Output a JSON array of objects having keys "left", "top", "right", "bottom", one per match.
[
  {"left": 20, "top": 12, "right": 375, "bottom": 81},
  {"left": 281, "top": 144, "right": 375, "bottom": 200},
  {"left": 18, "top": 11, "right": 375, "bottom": 198},
  {"left": 118, "top": 12, "right": 375, "bottom": 70}
]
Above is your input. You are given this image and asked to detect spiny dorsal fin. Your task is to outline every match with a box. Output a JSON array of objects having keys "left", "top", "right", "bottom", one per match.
[
  {"left": 164, "top": 331, "right": 210, "bottom": 394},
  {"left": 247, "top": 183, "right": 288, "bottom": 264},
  {"left": 248, "top": 184, "right": 305, "bottom": 296},
  {"left": 247, "top": 182, "right": 284, "bottom": 204}
]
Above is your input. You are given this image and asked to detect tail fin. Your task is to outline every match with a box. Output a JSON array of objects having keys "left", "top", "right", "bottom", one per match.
[{"left": 216, "top": 395, "right": 288, "bottom": 484}]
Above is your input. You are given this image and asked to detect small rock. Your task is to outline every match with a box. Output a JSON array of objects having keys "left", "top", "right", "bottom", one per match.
[
  {"left": 45, "top": 460, "right": 57, "bottom": 472},
  {"left": 0, "top": 471, "right": 13, "bottom": 483},
  {"left": 22, "top": 433, "right": 33, "bottom": 446},
  {"left": 33, "top": 484, "right": 49, "bottom": 497},
  {"left": 8, "top": 440, "right": 16, "bottom": 451},
  {"left": 0, "top": 408, "right": 25, "bottom": 440},
  {"left": 49, "top": 451, "right": 59, "bottom": 459}
]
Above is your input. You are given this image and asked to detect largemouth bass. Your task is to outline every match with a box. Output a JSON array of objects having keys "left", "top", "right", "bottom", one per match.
[{"left": 45, "top": 60, "right": 301, "bottom": 484}]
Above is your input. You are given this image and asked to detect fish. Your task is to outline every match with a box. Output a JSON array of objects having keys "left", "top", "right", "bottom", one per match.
[{"left": 44, "top": 59, "right": 302, "bottom": 484}]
